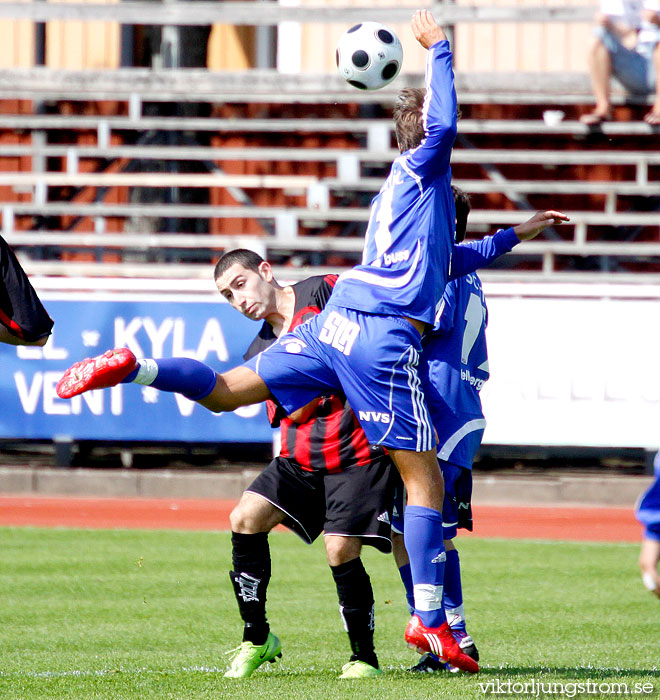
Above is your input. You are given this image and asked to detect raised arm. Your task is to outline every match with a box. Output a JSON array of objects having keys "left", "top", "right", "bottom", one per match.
[
  {"left": 449, "top": 228, "right": 519, "bottom": 281},
  {"left": 449, "top": 210, "right": 570, "bottom": 279},
  {"left": 405, "top": 11, "right": 457, "bottom": 178}
]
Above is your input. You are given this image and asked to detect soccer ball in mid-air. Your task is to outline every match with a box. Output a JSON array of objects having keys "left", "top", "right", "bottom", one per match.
[{"left": 336, "top": 22, "right": 403, "bottom": 91}]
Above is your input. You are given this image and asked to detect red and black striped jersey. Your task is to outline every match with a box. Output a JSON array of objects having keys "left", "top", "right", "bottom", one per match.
[{"left": 244, "top": 274, "right": 385, "bottom": 473}]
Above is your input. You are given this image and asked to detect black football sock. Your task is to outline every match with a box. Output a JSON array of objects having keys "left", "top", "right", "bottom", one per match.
[
  {"left": 229, "top": 531, "right": 271, "bottom": 645},
  {"left": 331, "top": 557, "right": 378, "bottom": 668}
]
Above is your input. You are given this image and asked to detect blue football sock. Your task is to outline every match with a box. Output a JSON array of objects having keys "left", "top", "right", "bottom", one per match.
[
  {"left": 397, "top": 563, "right": 415, "bottom": 615},
  {"left": 121, "top": 357, "right": 216, "bottom": 401},
  {"left": 443, "top": 548, "right": 466, "bottom": 633},
  {"left": 403, "top": 505, "right": 446, "bottom": 628},
  {"left": 122, "top": 367, "right": 139, "bottom": 383}
]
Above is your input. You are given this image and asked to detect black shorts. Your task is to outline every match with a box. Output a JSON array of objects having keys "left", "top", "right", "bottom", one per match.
[
  {"left": 0, "top": 235, "right": 53, "bottom": 342},
  {"left": 245, "top": 454, "right": 397, "bottom": 553}
]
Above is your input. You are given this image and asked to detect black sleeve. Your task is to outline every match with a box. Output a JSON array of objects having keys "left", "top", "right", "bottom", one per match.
[
  {"left": 243, "top": 321, "right": 276, "bottom": 361},
  {"left": 0, "top": 236, "right": 53, "bottom": 342},
  {"left": 313, "top": 274, "right": 338, "bottom": 311}
]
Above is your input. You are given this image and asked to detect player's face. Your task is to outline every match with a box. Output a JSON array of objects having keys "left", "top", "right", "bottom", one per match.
[{"left": 216, "top": 262, "right": 277, "bottom": 321}]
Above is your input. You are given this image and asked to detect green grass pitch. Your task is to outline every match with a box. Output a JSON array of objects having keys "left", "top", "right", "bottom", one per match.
[{"left": 0, "top": 527, "right": 657, "bottom": 699}]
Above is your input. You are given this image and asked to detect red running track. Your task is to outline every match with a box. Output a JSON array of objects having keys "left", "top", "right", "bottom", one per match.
[{"left": 0, "top": 496, "right": 641, "bottom": 542}]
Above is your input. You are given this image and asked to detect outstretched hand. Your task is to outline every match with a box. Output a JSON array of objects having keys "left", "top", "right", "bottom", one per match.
[
  {"left": 514, "top": 210, "right": 570, "bottom": 241},
  {"left": 411, "top": 9, "right": 446, "bottom": 49}
]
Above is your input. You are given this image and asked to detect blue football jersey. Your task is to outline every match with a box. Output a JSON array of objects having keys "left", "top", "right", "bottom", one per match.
[
  {"left": 423, "top": 272, "right": 489, "bottom": 469},
  {"left": 330, "top": 40, "right": 457, "bottom": 325}
]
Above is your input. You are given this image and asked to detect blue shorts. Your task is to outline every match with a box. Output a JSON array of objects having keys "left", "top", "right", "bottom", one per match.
[
  {"left": 645, "top": 522, "right": 660, "bottom": 542},
  {"left": 392, "top": 459, "right": 473, "bottom": 539},
  {"left": 636, "top": 475, "right": 660, "bottom": 532},
  {"left": 244, "top": 303, "right": 434, "bottom": 451},
  {"left": 596, "top": 27, "right": 657, "bottom": 94}
]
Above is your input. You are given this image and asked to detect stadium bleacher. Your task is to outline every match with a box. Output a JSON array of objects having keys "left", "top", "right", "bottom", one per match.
[
  {"left": 0, "top": 1, "right": 658, "bottom": 282},
  {"left": 2, "top": 112, "right": 659, "bottom": 278}
]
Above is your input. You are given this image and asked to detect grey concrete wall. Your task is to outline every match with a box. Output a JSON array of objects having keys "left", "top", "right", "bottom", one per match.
[
  {"left": 472, "top": 473, "right": 653, "bottom": 507},
  {"left": 0, "top": 466, "right": 652, "bottom": 507},
  {"left": 0, "top": 466, "right": 261, "bottom": 501}
]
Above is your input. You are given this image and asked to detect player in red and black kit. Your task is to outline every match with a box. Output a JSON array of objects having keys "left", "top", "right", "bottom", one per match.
[
  {"left": 216, "top": 249, "right": 398, "bottom": 679},
  {"left": 0, "top": 234, "right": 53, "bottom": 346}
]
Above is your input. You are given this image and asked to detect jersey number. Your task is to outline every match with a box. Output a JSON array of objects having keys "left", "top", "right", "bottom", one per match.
[
  {"left": 370, "top": 171, "right": 401, "bottom": 262},
  {"left": 461, "top": 292, "right": 487, "bottom": 366},
  {"left": 319, "top": 311, "right": 360, "bottom": 356}
]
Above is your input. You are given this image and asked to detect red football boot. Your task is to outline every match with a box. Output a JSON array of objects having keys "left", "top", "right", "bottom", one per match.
[
  {"left": 56, "top": 348, "right": 138, "bottom": 399},
  {"left": 404, "top": 615, "right": 479, "bottom": 674}
]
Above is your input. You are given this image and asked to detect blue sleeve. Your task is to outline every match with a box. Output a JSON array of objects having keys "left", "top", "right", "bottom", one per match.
[
  {"left": 449, "top": 227, "right": 519, "bottom": 280},
  {"left": 436, "top": 281, "right": 457, "bottom": 333},
  {"left": 405, "top": 40, "right": 457, "bottom": 179}
]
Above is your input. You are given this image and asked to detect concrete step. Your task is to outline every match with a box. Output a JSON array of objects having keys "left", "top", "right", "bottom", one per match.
[{"left": 0, "top": 466, "right": 653, "bottom": 508}]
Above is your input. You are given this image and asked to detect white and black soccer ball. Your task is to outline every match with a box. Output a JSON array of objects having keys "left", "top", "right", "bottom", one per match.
[{"left": 336, "top": 22, "right": 403, "bottom": 91}]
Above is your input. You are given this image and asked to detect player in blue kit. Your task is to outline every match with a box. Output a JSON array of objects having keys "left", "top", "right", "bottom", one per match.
[
  {"left": 635, "top": 453, "right": 660, "bottom": 598},
  {"left": 56, "top": 10, "right": 568, "bottom": 673},
  {"left": 392, "top": 187, "right": 486, "bottom": 671},
  {"left": 392, "top": 189, "right": 568, "bottom": 671}
]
